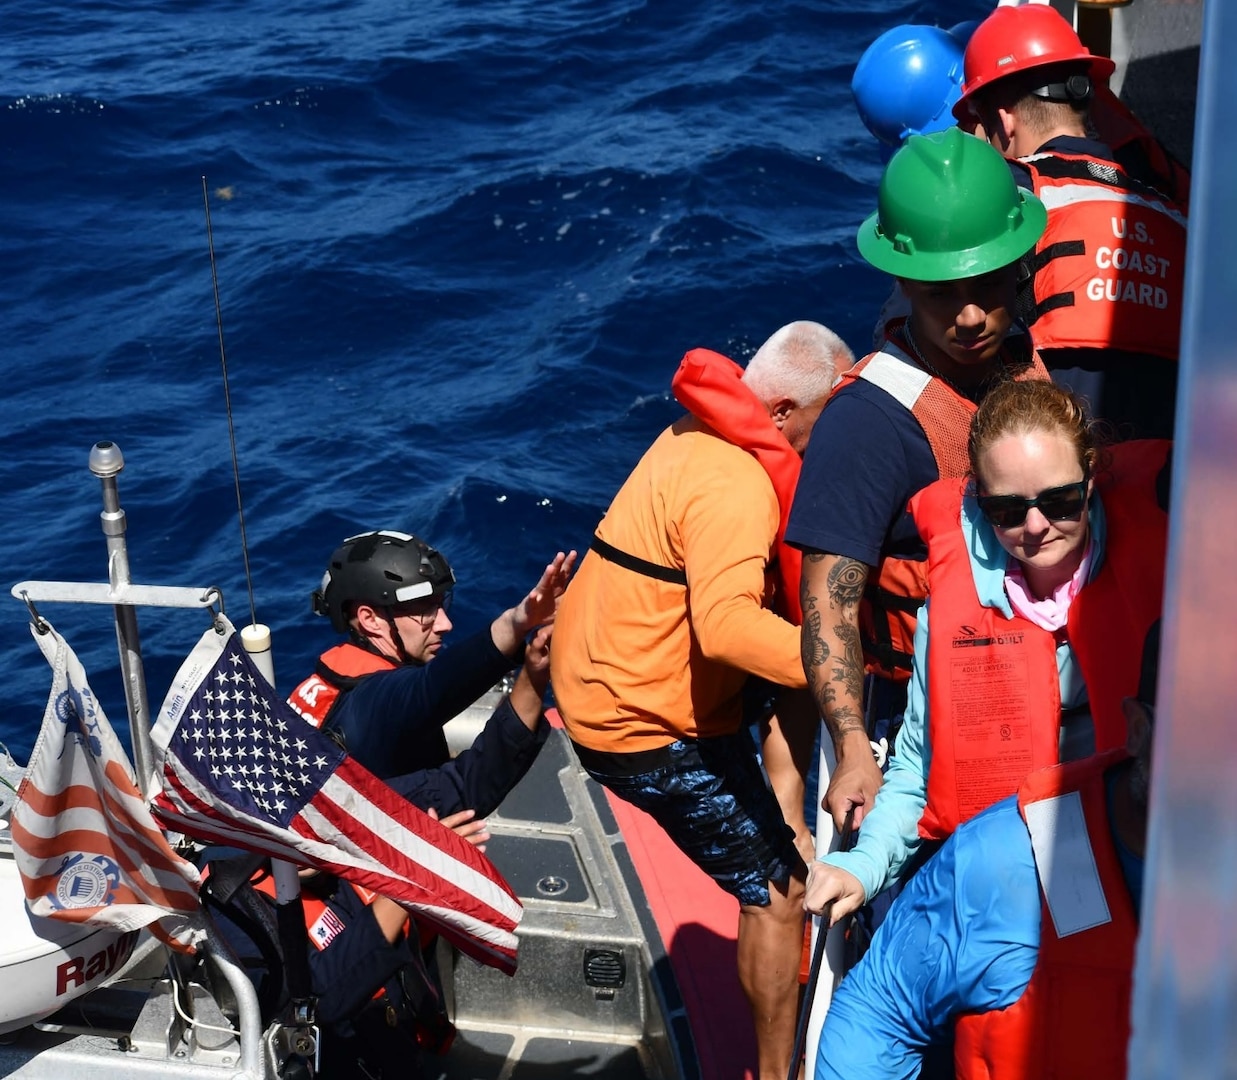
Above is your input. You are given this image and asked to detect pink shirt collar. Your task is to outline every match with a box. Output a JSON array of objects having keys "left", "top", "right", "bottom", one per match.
[{"left": 1003, "top": 539, "right": 1094, "bottom": 632}]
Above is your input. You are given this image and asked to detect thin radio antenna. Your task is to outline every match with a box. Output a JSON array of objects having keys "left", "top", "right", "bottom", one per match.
[{"left": 202, "top": 176, "right": 259, "bottom": 630}]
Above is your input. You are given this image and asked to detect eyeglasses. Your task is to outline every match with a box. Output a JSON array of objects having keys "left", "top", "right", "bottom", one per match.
[
  {"left": 975, "top": 480, "right": 1089, "bottom": 530},
  {"left": 389, "top": 590, "right": 453, "bottom": 628}
]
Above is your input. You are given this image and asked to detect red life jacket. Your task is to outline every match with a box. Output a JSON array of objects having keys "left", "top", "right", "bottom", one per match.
[
  {"left": 1091, "top": 85, "right": 1191, "bottom": 210},
  {"left": 1019, "top": 151, "right": 1187, "bottom": 361},
  {"left": 954, "top": 748, "right": 1137, "bottom": 1080},
  {"left": 287, "top": 643, "right": 398, "bottom": 729},
  {"left": 671, "top": 347, "right": 807, "bottom": 624},
  {"left": 833, "top": 330, "right": 1050, "bottom": 680},
  {"left": 911, "top": 440, "right": 1169, "bottom": 838}
]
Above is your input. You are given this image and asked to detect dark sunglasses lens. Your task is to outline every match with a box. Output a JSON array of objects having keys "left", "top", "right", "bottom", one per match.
[
  {"left": 977, "top": 483, "right": 1087, "bottom": 528},
  {"left": 1037, "top": 488, "right": 1087, "bottom": 521},
  {"left": 978, "top": 497, "right": 1028, "bottom": 528}
]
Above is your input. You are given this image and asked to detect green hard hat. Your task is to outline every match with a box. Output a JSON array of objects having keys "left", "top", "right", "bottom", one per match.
[{"left": 856, "top": 128, "right": 1047, "bottom": 281}]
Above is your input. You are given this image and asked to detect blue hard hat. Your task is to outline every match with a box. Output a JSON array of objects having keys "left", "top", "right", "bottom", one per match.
[
  {"left": 946, "top": 20, "right": 981, "bottom": 46},
  {"left": 852, "top": 24, "right": 966, "bottom": 147}
]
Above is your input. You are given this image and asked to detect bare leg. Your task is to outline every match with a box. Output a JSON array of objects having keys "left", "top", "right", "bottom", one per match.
[
  {"left": 737, "top": 869, "right": 807, "bottom": 1080},
  {"left": 760, "top": 688, "right": 819, "bottom": 867}
]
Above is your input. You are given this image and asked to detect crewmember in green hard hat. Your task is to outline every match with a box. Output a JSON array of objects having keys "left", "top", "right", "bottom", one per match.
[{"left": 786, "top": 127, "right": 1051, "bottom": 944}]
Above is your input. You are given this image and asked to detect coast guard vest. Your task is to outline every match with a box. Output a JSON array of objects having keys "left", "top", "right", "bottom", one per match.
[
  {"left": 954, "top": 748, "right": 1137, "bottom": 1080},
  {"left": 911, "top": 439, "right": 1169, "bottom": 838},
  {"left": 287, "top": 643, "right": 398, "bottom": 730},
  {"left": 1020, "top": 152, "right": 1187, "bottom": 361},
  {"left": 833, "top": 329, "right": 1049, "bottom": 681}
]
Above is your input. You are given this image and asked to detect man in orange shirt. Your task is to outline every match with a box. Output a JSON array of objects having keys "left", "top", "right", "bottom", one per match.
[{"left": 551, "top": 320, "right": 854, "bottom": 1080}]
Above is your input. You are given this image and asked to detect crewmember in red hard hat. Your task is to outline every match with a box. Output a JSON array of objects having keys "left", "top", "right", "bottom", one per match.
[{"left": 954, "top": 3, "right": 1188, "bottom": 441}]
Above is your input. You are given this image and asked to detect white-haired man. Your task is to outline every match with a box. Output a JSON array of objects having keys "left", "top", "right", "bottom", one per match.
[{"left": 551, "top": 321, "right": 855, "bottom": 1080}]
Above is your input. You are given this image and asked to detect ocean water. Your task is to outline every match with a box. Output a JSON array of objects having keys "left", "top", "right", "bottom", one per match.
[{"left": 0, "top": 0, "right": 988, "bottom": 759}]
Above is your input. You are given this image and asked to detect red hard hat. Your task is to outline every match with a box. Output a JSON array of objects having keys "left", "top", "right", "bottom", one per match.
[{"left": 952, "top": 4, "right": 1116, "bottom": 121}]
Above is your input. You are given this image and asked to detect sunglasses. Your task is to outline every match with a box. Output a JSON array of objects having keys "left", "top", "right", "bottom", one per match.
[{"left": 975, "top": 480, "right": 1089, "bottom": 529}]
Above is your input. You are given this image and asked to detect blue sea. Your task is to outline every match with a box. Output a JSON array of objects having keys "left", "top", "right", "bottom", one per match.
[{"left": 1, "top": 0, "right": 988, "bottom": 760}]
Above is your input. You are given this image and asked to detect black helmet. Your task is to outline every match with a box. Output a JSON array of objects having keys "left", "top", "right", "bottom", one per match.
[{"left": 312, "top": 530, "right": 456, "bottom": 633}]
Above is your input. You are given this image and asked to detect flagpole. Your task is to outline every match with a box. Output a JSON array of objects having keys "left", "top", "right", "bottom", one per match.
[
  {"left": 89, "top": 441, "right": 156, "bottom": 790},
  {"left": 240, "top": 624, "right": 321, "bottom": 1057}
]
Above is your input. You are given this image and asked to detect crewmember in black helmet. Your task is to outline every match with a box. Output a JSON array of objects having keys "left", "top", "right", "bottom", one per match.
[
  {"left": 244, "top": 533, "right": 573, "bottom": 1080},
  {"left": 289, "top": 529, "right": 576, "bottom": 800}
]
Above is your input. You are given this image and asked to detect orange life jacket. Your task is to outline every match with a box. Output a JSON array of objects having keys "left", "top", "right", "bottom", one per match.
[
  {"left": 287, "top": 643, "right": 398, "bottom": 729},
  {"left": 1019, "top": 151, "right": 1187, "bottom": 361},
  {"left": 911, "top": 440, "right": 1169, "bottom": 839},
  {"left": 954, "top": 748, "right": 1137, "bottom": 1080},
  {"left": 833, "top": 331, "right": 1050, "bottom": 680},
  {"left": 670, "top": 348, "right": 807, "bottom": 623}
]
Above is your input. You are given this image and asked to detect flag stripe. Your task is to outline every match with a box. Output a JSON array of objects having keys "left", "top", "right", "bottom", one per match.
[
  {"left": 10, "top": 810, "right": 201, "bottom": 912},
  {"left": 312, "top": 766, "right": 519, "bottom": 918},
  {"left": 18, "top": 773, "right": 201, "bottom": 909},
  {"left": 156, "top": 753, "right": 519, "bottom": 966},
  {"left": 11, "top": 623, "right": 204, "bottom": 953},
  {"left": 147, "top": 620, "right": 522, "bottom": 973}
]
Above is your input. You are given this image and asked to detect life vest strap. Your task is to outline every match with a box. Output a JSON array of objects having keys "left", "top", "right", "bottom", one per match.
[
  {"left": 590, "top": 535, "right": 688, "bottom": 586},
  {"left": 861, "top": 582, "right": 916, "bottom": 675},
  {"left": 1025, "top": 238, "right": 1087, "bottom": 276}
]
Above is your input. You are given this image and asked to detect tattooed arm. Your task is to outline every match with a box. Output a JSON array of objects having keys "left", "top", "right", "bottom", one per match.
[{"left": 800, "top": 552, "right": 883, "bottom": 829}]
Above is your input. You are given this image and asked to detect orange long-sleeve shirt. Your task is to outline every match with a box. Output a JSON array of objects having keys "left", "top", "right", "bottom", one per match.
[{"left": 551, "top": 416, "right": 806, "bottom": 753}]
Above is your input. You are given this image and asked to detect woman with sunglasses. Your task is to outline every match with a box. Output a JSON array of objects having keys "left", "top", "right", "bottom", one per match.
[{"left": 805, "top": 379, "right": 1169, "bottom": 926}]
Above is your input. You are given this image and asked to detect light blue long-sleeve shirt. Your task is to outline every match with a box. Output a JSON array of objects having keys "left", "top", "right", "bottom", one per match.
[
  {"left": 814, "top": 771, "right": 1143, "bottom": 1080},
  {"left": 815, "top": 795, "right": 1042, "bottom": 1080},
  {"left": 819, "top": 492, "right": 1109, "bottom": 901}
]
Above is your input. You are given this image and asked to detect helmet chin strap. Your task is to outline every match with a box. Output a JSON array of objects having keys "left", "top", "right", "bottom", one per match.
[
  {"left": 380, "top": 609, "right": 416, "bottom": 666},
  {"left": 350, "top": 609, "right": 416, "bottom": 666}
]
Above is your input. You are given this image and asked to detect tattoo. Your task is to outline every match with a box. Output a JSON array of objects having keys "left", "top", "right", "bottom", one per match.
[
  {"left": 831, "top": 620, "right": 866, "bottom": 708},
  {"left": 831, "top": 710, "right": 867, "bottom": 739},
  {"left": 800, "top": 555, "right": 871, "bottom": 743},
  {"left": 825, "top": 557, "right": 866, "bottom": 610},
  {"left": 801, "top": 608, "right": 829, "bottom": 671}
]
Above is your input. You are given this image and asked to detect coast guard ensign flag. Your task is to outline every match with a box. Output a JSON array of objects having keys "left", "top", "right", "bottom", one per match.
[
  {"left": 149, "top": 616, "right": 522, "bottom": 974},
  {"left": 9, "top": 623, "right": 203, "bottom": 950}
]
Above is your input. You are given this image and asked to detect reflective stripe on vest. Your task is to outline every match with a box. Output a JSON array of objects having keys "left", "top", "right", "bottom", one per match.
[{"left": 834, "top": 335, "right": 1050, "bottom": 680}]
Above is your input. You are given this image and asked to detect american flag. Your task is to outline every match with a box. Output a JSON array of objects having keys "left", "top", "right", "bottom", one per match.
[
  {"left": 149, "top": 616, "right": 522, "bottom": 974},
  {"left": 10, "top": 623, "right": 203, "bottom": 950}
]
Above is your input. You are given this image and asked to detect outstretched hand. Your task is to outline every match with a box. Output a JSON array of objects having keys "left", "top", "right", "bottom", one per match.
[
  {"left": 511, "top": 549, "right": 578, "bottom": 636},
  {"left": 510, "top": 623, "right": 554, "bottom": 732}
]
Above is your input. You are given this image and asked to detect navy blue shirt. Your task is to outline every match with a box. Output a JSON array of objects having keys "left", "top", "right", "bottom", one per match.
[
  {"left": 786, "top": 376, "right": 938, "bottom": 567},
  {"left": 326, "top": 627, "right": 517, "bottom": 780},
  {"left": 386, "top": 694, "right": 549, "bottom": 817}
]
